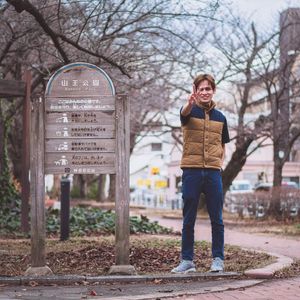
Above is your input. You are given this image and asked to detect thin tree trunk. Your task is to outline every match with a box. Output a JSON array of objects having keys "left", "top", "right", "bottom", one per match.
[
  {"left": 73, "top": 174, "right": 87, "bottom": 199},
  {"left": 0, "top": 109, "right": 4, "bottom": 176},
  {"left": 269, "top": 145, "right": 284, "bottom": 219},
  {"left": 52, "top": 174, "right": 61, "bottom": 199},
  {"left": 108, "top": 174, "right": 116, "bottom": 202},
  {"left": 97, "top": 174, "right": 106, "bottom": 202}
]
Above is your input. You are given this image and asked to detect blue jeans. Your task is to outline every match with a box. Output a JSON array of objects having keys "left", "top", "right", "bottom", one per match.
[{"left": 181, "top": 168, "right": 224, "bottom": 261}]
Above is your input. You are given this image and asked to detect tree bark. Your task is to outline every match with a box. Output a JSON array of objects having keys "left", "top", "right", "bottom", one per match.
[
  {"left": 72, "top": 174, "right": 87, "bottom": 199},
  {"left": 97, "top": 174, "right": 107, "bottom": 202},
  {"left": 51, "top": 174, "right": 61, "bottom": 199},
  {"left": 0, "top": 107, "right": 4, "bottom": 176},
  {"left": 108, "top": 174, "right": 116, "bottom": 202},
  {"left": 222, "top": 137, "right": 253, "bottom": 195},
  {"left": 269, "top": 141, "right": 285, "bottom": 219}
]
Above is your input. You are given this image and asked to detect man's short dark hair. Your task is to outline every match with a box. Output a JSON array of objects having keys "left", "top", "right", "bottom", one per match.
[{"left": 193, "top": 73, "right": 216, "bottom": 91}]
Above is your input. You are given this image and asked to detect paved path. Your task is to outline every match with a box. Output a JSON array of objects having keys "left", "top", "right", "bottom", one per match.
[
  {"left": 0, "top": 278, "right": 263, "bottom": 300},
  {"left": 166, "top": 276, "right": 300, "bottom": 300},
  {"left": 152, "top": 216, "right": 300, "bottom": 300},
  {"left": 152, "top": 217, "right": 300, "bottom": 259}
]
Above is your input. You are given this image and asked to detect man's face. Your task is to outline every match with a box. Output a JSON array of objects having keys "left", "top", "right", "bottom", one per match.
[{"left": 196, "top": 79, "right": 214, "bottom": 103}]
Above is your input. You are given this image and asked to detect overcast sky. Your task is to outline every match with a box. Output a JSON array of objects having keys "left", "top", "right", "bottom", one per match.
[{"left": 229, "top": 0, "right": 300, "bottom": 29}]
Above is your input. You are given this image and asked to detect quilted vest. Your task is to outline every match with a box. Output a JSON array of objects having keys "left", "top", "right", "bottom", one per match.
[{"left": 180, "top": 103, "right": 224, "bottom": 169}]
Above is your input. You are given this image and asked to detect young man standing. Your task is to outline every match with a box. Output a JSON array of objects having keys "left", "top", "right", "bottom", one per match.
[{"left": 171, "top": 74, "right": 230, "bottom": 274}]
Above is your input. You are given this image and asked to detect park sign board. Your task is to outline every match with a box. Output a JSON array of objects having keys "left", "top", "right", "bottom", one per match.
[
  {"left": 45, "top": 62, "right": 116, "bottom": 174},
  {"left": 29, "top": 62, "right": 133, "bottom": 274}
]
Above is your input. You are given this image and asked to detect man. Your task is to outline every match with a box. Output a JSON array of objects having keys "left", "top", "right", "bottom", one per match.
[{"left": 171, "top": 73, "right": 230, "bottom": 274}]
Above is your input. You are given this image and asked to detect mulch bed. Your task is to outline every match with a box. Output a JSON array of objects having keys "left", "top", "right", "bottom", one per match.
[
  {"left": 0, "top": 236, "right": 275, "bottom": 277},
  {"left": 274, "top": 260, "right": 300, "bottom": 278}
]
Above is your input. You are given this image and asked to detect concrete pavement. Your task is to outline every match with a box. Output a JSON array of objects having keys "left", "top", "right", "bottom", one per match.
[
  {"left": 166, "top": 276, "right": 300, "bottom": 300},
  {"left": 0, "top": 278, "right": 264, "bottom": 300}
]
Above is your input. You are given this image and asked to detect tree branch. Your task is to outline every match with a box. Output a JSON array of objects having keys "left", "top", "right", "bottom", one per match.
[{"left": 6, "top": 0, "right": 69, "bottom": 63}]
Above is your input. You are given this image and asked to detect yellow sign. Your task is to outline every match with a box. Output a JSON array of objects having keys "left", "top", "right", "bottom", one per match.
[
  {"left": 136, "top": 178, "right": 167, "bottom": 189},
  {"left": 137, "top": 178, "right": 151, "bottom": 188},
  {"left": 151, "top": 167, "right": 160, "bottom": 175},
  {"left": 154, "top": 180, "right": 167, "bottom": 189}
]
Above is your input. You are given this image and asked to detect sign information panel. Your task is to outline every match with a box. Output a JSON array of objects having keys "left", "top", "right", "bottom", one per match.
[{"left": 45, "top": 63, "right": 116, "bottom": 174}]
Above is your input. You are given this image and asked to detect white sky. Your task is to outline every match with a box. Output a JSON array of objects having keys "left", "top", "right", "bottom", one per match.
[{"left": 229, "top": 0, "right": 300, "bottom": 29}]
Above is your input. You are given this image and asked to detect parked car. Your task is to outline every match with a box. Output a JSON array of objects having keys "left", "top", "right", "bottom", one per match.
[
  {"left": 225, "top": 180, "right": 254, "bottom": 214},
  {"left": 254, "top": 182, "right": 273, "bottom": 192},
  {"left": 253, "top": 181, "right": 300, "bottom": 218},
  {"left": 254, "top": 181, "right": 299, "bottom": 192},
  {"left": 229, "top": 180, "right": 253, "bottom": 193}
]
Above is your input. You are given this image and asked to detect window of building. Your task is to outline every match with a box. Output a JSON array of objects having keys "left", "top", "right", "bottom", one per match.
[{"left": 151, "top": 143, "right": 162, "bottom": 151}]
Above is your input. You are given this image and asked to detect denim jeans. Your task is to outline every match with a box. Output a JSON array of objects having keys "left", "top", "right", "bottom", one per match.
[{"left": 181, "top": 168, "right": 224, "bottom": 261}]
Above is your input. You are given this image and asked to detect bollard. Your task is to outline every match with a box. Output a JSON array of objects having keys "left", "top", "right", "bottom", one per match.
[{"left": 60, "top": 177, "right": 70, "bottom": 241}]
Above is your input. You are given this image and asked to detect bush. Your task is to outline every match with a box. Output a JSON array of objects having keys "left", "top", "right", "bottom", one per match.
[
  {"left": 0, "top": 173, "right": 21, "bottom": 234},
  {"left": 225, "top": 186, "right": 300, "bottom": 220},
  {"left": 46, "top": 207, "right": 173, "bottom": 236}
]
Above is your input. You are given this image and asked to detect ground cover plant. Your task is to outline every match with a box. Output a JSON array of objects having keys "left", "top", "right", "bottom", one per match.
[{"left": 0, "top": 207, "right": 173, "bottom": 238}]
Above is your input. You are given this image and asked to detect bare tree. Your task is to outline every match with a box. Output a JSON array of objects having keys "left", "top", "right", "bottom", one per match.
[
  {"left": 208, "top": 13, "right": 300, "bottom": 197},
  {"left": 168, "top": 10, "right": 300, "bottom": 220},
  {"left": 2, "top": 0, "right": 222, "bottom": 200}
]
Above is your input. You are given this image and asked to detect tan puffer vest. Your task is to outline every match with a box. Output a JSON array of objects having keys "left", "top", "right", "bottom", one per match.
[{"left": 180, "top": 103, "right": 224, "bottom": 170}]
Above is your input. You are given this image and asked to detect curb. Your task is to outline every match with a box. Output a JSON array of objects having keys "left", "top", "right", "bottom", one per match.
[
  {"left": 243, "top": 250, "right": 294, "bottom": 279},
  {"left": 97, "top": 279, "right": 265, "bottom": 300},
  {"left": 0, "top": 272, "right": 240, "bottom": 286}
]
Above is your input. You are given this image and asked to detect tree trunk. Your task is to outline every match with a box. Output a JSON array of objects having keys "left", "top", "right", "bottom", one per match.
[
  {"left": 0, "top": 109, "right": 4, "bottom": 176},
  {"left": 51, "top": 174, "right": 61, "bottom": 199},
  {"left": 72, "top": 174, "right": 87, "bottom": 199},
  {"left": 97, "top": 174, "right": 106, "bottom": 202},
  {"left": 269, "top": 145, "right": 284, "bottom": 219},
  {"left": 222, "top": 137, "right": 253, "bottom": 195},
  {"left": 108, "top": 174, "right": 116, "bottom": 202}
]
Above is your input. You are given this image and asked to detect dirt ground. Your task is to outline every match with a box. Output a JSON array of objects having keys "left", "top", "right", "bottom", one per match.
[{"left": 0, "top": 235, "right": 274, "bottom": 277}]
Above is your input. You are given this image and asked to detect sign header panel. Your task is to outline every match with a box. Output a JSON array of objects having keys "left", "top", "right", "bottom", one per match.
[{"left": 45, "top": 63, "right": 115, "bottom": 97}]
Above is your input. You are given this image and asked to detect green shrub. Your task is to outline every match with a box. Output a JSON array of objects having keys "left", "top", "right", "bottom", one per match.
[{"left": 45, "top": 207, "right": 173, "bottom": 236}]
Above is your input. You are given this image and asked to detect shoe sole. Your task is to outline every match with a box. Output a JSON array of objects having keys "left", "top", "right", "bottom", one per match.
[{"left": 171, "top": 268, "right": 196, "bottom": 274}]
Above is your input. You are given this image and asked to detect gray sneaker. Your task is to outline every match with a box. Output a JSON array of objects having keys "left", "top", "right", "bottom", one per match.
[
  {"left": 210, "top": 257, "right": 224, "bottom": 272},
  {"left": 171, "top": 260, "right": 196, "bottom": 274}
]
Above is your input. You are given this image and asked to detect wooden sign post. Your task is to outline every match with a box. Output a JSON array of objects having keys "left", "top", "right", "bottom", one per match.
[
  {"left": 25, "top": 97, "right": 52, "bottom": 276},
  {"left": 26, "top": 62, "right": 135, "bottom": 275}
]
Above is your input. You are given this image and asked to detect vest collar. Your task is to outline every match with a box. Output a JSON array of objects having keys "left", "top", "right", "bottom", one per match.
[{"left": 196, "top": 100, "right": 216, "bottom": 112}]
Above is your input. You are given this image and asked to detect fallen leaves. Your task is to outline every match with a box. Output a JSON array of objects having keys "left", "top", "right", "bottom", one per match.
[
  {"left": 89, "top": 290, "right": 97, "bottom": 296},
  {"left": 0, "top": 237, "right": 276, "bottom": 277},
  {"left": 274, "top": 259, "right": 300, "bottom": 278},
  {"left": 153, "top": 279, "right": 163, "bottom": 284},
  {"left": 29, "top": 281, "right": 38, "bottom": 287}
]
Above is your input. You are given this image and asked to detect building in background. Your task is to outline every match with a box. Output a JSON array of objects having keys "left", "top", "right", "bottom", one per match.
[{"left": 130, "top": 8, "right": 300, "bottom": 207}]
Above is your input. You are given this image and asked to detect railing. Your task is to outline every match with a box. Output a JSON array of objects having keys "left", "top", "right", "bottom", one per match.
[{"left": 130, "top": 190, "right": 183, "bottom": 210}]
